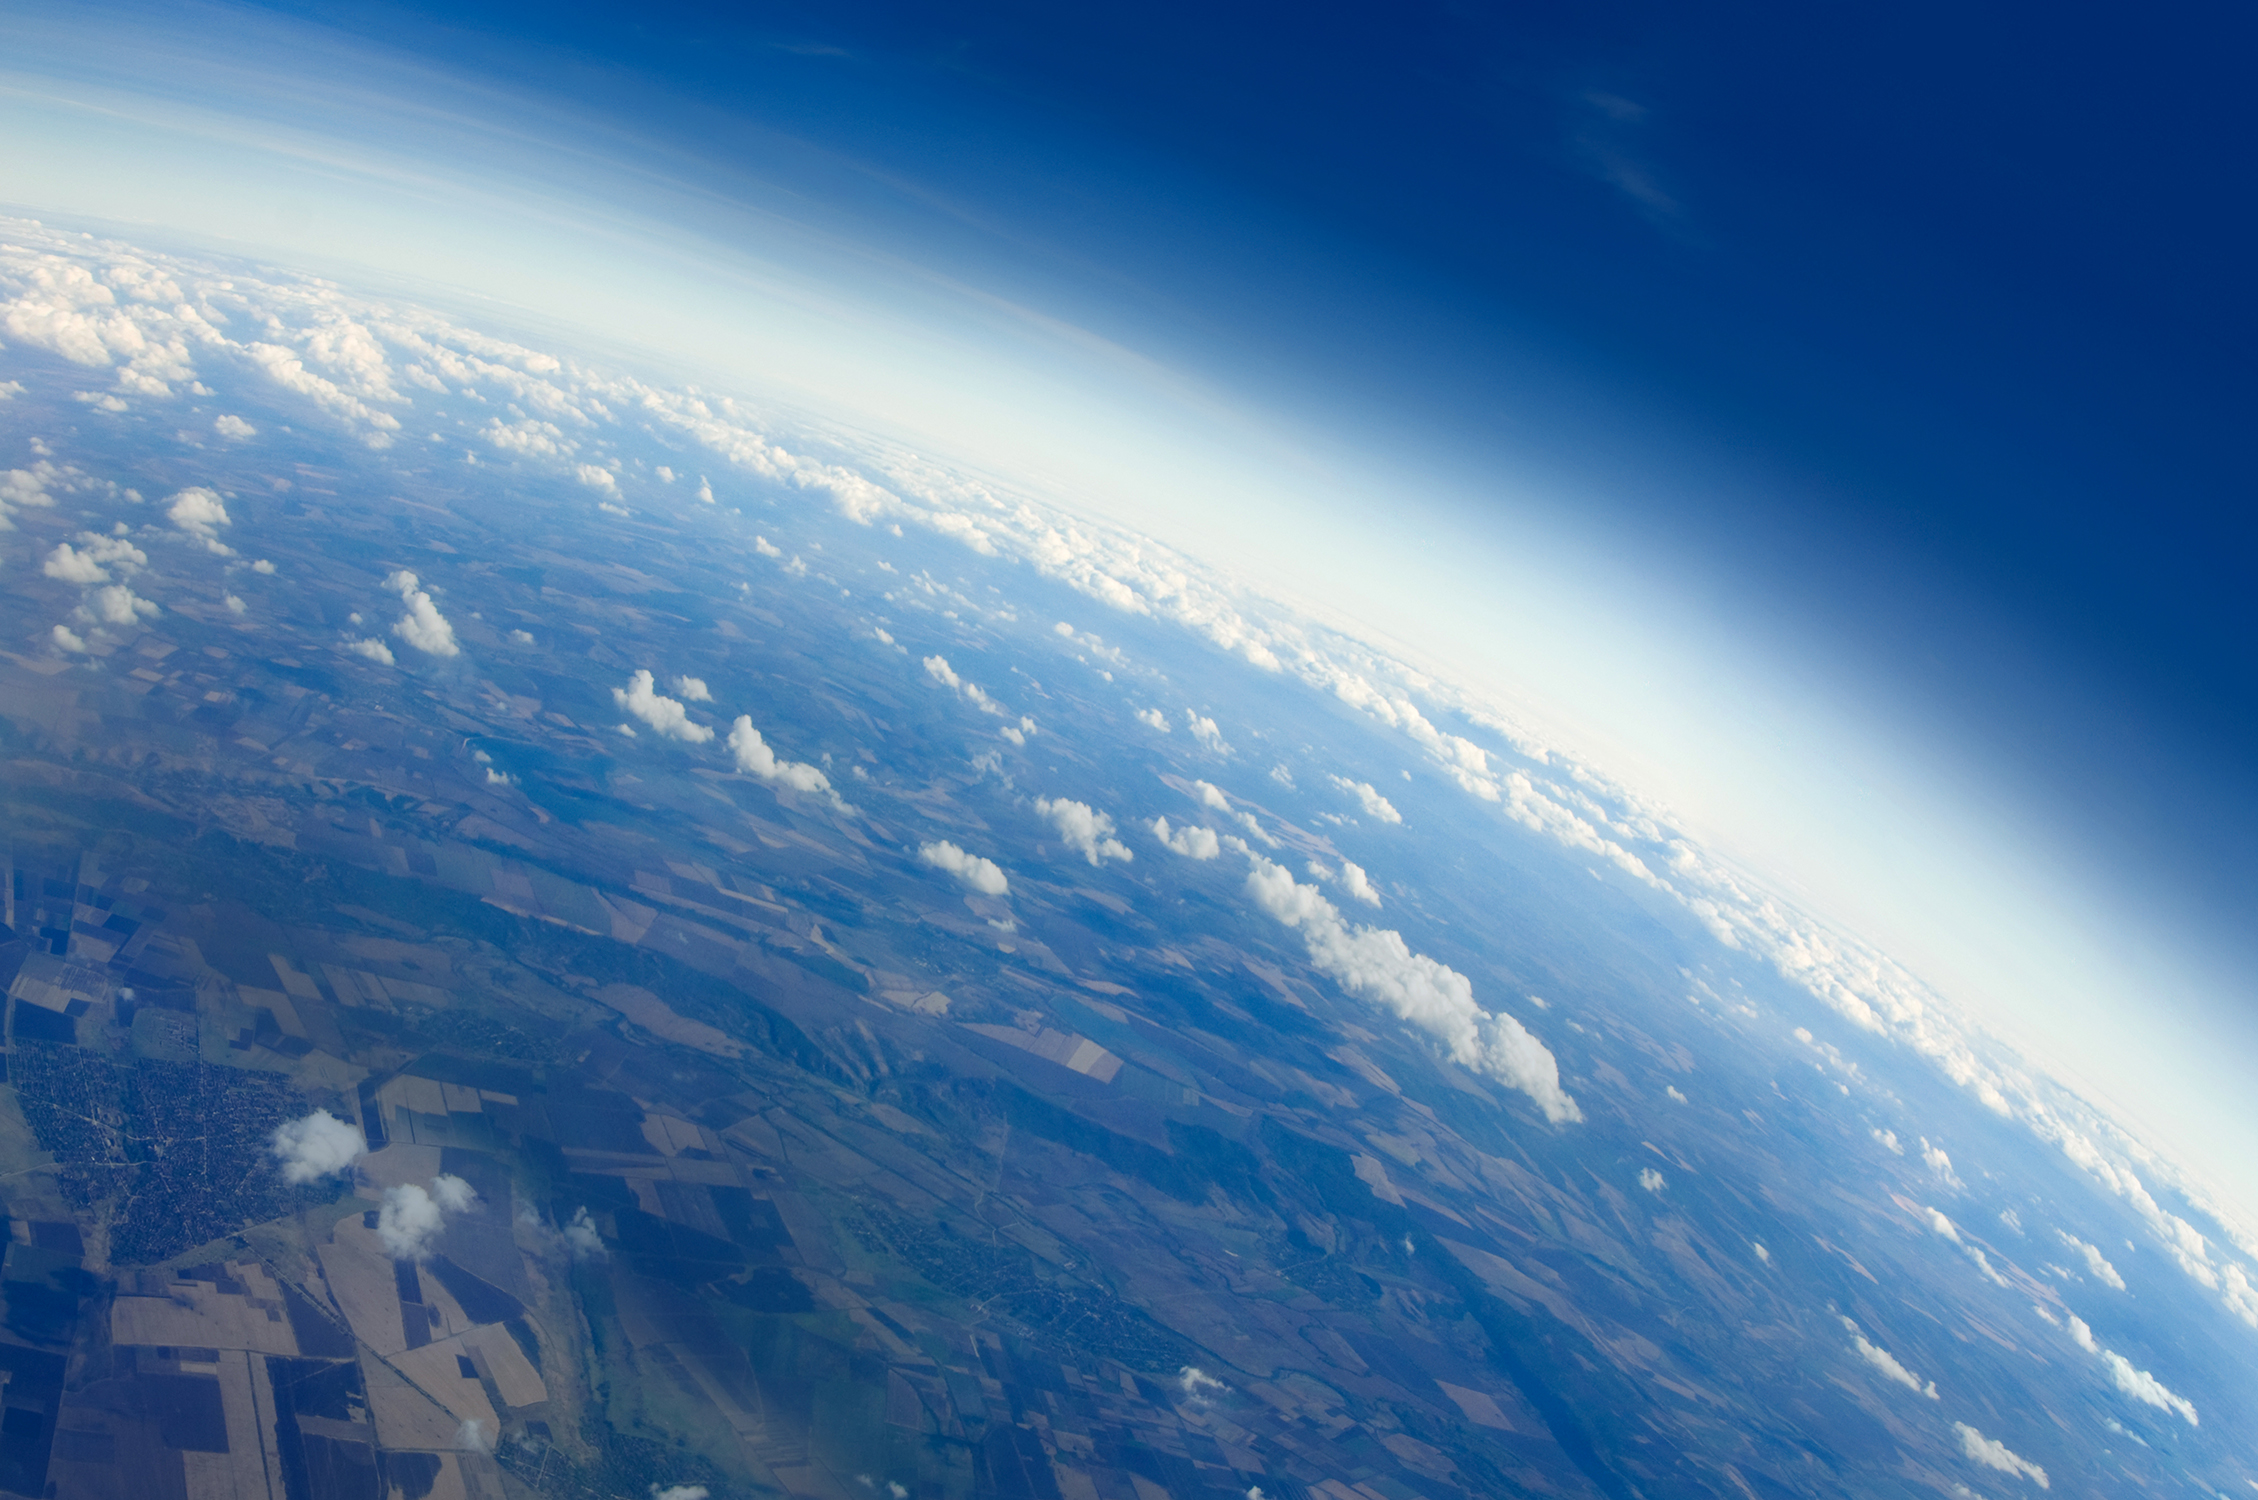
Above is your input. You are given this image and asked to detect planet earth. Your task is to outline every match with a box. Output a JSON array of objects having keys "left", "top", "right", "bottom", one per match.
[{"left": 0, "top": 218, "right": 2250, "bottom": 1500}]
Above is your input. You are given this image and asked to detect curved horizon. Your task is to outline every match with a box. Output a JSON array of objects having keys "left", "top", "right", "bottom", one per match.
[{"left": 2, "top": 0, "right": 2254, "bottom": 1223}]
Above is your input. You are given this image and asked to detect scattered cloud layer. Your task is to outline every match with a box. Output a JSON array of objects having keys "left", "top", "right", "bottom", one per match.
[{"left": 8, "top": 221, "right": 2245, "bottom": 1338}]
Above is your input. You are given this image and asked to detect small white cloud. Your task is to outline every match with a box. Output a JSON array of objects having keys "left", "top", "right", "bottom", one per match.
[
  {"left": 1135, "top": 707, "right": 1169, "bottom": 732},
  {"left": 727, "top": 716, "right": 834, "bottom": 797},
  {"left": 563, "top": 1206, "right": 606, "bottom": 1259},
  {"left": 383, "top": 571, "right": 461, "bottom": 657},
  {"left": 42, "top": 542, "right": 111, "bottom": 583},
  {"left": 430, "top": 1173, "right": 478, "bottom": 1212},
  {"left": 1185, "top": 710, "right": 1231, "bottom": 755},
  {"left": 377, "top": 1183, "right": 446, "bottom": 1259},
  {"left": 510, "top": 628, "right": 535, "bottom": 644},
  {"left": 1192, "top": 780, "right": 1231, "bottom": 812},
  {"left": 1925, "top": 1207, "right": 1962, "bottom": 1242},
  {"left": 1036, "top": 797, "right": 1133, "bottom": 865},
  {"left": 1328, "top": 775, "right": 1403, "bottom": 824},
  {"left": 655, "top": 465, "right": 676, "bottom": 483},
  {"left": 923, "top": 654, "right": 1017, "bottom": 719},
  {"left": 1873, "top": 1128, "right": 1903, "bottom": 1154},
  {"left": 1922, "top": 1138, "right": 1964, "bottom": 1190},
  {"left": 615, "top": 669, "right": 713, "bottom": 742},
  {"left": 1178, "top": 1366, "right": 1228, "bottom": 1400},
  {"left": 1841, "top": 1317, "right": 1938, "bottom": 1398},
  {"left": 85, "top": 583, "right": 159, "bottom": 624},
  {"left": 755, "top": 535, "right": 783, "bottom": 557},
  {"left": 252, "top": 558, "right": 276, "bottom": 574},
  {"left": 919, "top": 840, "right": 1009, "bottom": 895},
  {"left": 1336, "top": 859, "right": 1382, "bottom": 907},
  {"left": 696, "top": 477, "right": 713, "bottom": 503},
  {"left": 345, "top": 637, "right": 396, "bottom": 666},
  {"left": 1752, "top": 1241, "right": 1771, "bottom": 1263},
  {"left": 166, "top": 486, "right": 235, "bottom": 553},
  {"left": 1637, "top": 1167, "right": 1665, "bottom": 1193},
  {"left": 674, "top": 675, "right": 713, "bottom": 702},
  {"left": 2066, "top": 1313, "right": 2099, "bottom": 1353},
  {"left": 1149, "top": 817, "right": 1220, "bottom": 859},
  {"left": 270, "top": 1110, "right": 367, "bottom": 1183},
  {"left": 1269, "top": 763, "right": 1296, "bottom": 789},
  {"left": 214, "top": 414, "right": 256, "bottom": 439},
  {"left": 651, "top": 1487, "right": 710, "bottom": 1500},
  {"left": 2060, "top": 1231, "right": 2127, "bottom": 1290},
  {"left": 225, "top": 593, "right": 247, "bottom": 614},
  {"left": 576, "top": 462, "right": 619, "bottom": 493},
  {"left": 2099, "top": 1348, "right": 2199, "bottom": 1426},
  {"left": 1666, "top": 1085, "right": 1689, "bottom": 1103},
  {"left": 457, "top": 1418, "right": 492, "bottom": 1454},
  {"left": 52, "top": 624, "right": 89, "bottom": 654},
  {"left": 1243, "top": 855, "right": 1578, "bottom": 1123},
  {"left": 597, "top": 501, "right": 631, "bottom": 518},
  {"left": 1954, "top": 1422, "right": 2048, "bottom": 1488},
  {"left": 485, "top": 767, "right": 515, "bottom": 785}
]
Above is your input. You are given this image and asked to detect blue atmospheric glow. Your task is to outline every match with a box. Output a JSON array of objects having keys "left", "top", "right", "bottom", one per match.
[{"left": 1, "top": 0, "right": 2253, "bottom": 1208}]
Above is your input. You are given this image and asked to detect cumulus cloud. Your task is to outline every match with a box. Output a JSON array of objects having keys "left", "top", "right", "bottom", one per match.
[
  {"left": 674, "top": 675, "right": 713, "bottom": 702},
  {"left": 269, "top": 1110, "right": 367, "bottom": 1183},
  {"left": 1242, "top": 855, "right": 1580, "bottom": 1123},
  {"left": 1335, "top": 859, "right": 1382, "bottom": 907},
  {"left": 2, "top": 466, "right": 60, "bottom": 527},
  {"left": 2059, "top": 1231, "right": 2126, "bottom": 1290},
  {"left": 1036, "top": 798, "right": 1133, "bottom": 865},
  {"left": 2066, "top": 1314, "right": 2197, "bottom": 1424},
  {"left": 1178, "top": 1366, "right": 1228, "bottom": 1400},
  {"left": 43, "top": 536, "right": 144, "bottom": 583},
  {"left": 167, "top": 486, "right": 234, "bottom": 553},
  {"left": 1149, "top": 817, "right": 1220, "bottom": 859},
  {"left": 252, "top": 558, "right": 276, "bottom": 574},
  {"left": 1921, "top": 1138, "right": 1963, "bottom": 1190},
  {"left": 1192, "top": 781, "right": 1231, "bottom": 812},
  {"left": 919, "top": 840, "right": 1009, "bottom": 895},
  {"left": 2099, "top": 1348, "right": 2198, "bottom": 1426},
  {"left": 1925, "top": 1207, "right": 1961, "bottom": 1242},
  {"left": 457, "top": 1418, "right": 492, "bottom": 1453},
  {"left": 1954, "top": 1422, "right": 2048, "bottom": 1487},
  {"left": 754, "top": 535, "right": 782, "bottom": 558},
  {"left": 384, "top": 571, "right": 461, "bottom": 657},
  {"left": 576, "top": 462, "right": 619, "bottom": 493},
  {"left": 651, "top": 1487, "right": 710, "bottom": 1500},
  {"left": 1185, "top": 710, "right": 1230, "bottom": 755},
  {"left": 614, "top": 669, "right": 713, "bottom": 742},
  {"left": 52, "top": 624, "right": 88, "bottom": 654},
  {"left": 345, "top": 637, "right": 396, "bottom": 666},
  {"left": 1328, "top": 775, "right": 1403, "bottom": 824},
  {"left": 1637, "top": 1167, "right": 1665, "bottom": 1193},
  {"left": 727, "top": 716, "right": 833, "bottom": 796},
  {"left": 923, "top": 654, "right": 1019, "bottom": 720},
  {"left": 84, "top": 583, "right": 159, "bottom": 625},
  {"left": 376, "top": 1183, "right": 447, "bottom": 1259},
  {"left": 1841, "top": 1317, "right": 1937, "bottom": 1398},
  {"left": 430, "top": 1173, "right": 478, "bottom": 1212},
  {"left": 1752, "top": 1241, "right": 1770, "bottom": 1264},
  {"left": 214, "top": 414, "right": 255, "bottom": 438},
  {"left": 563, "top": 1206, "right": 606, "bottom": 1259},
  {"left": 1135, "top": 707, "right": 1169, "bottom": 732}
]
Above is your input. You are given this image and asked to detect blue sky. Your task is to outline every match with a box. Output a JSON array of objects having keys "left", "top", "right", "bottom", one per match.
[{"left": 3, "top": 0, "right": 2254, "bottom": 1196}]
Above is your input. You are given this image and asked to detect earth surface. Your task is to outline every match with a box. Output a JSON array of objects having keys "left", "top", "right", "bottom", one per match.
[{"left": 0, "top": 218, "right": 2250, "bottom": 1500}]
